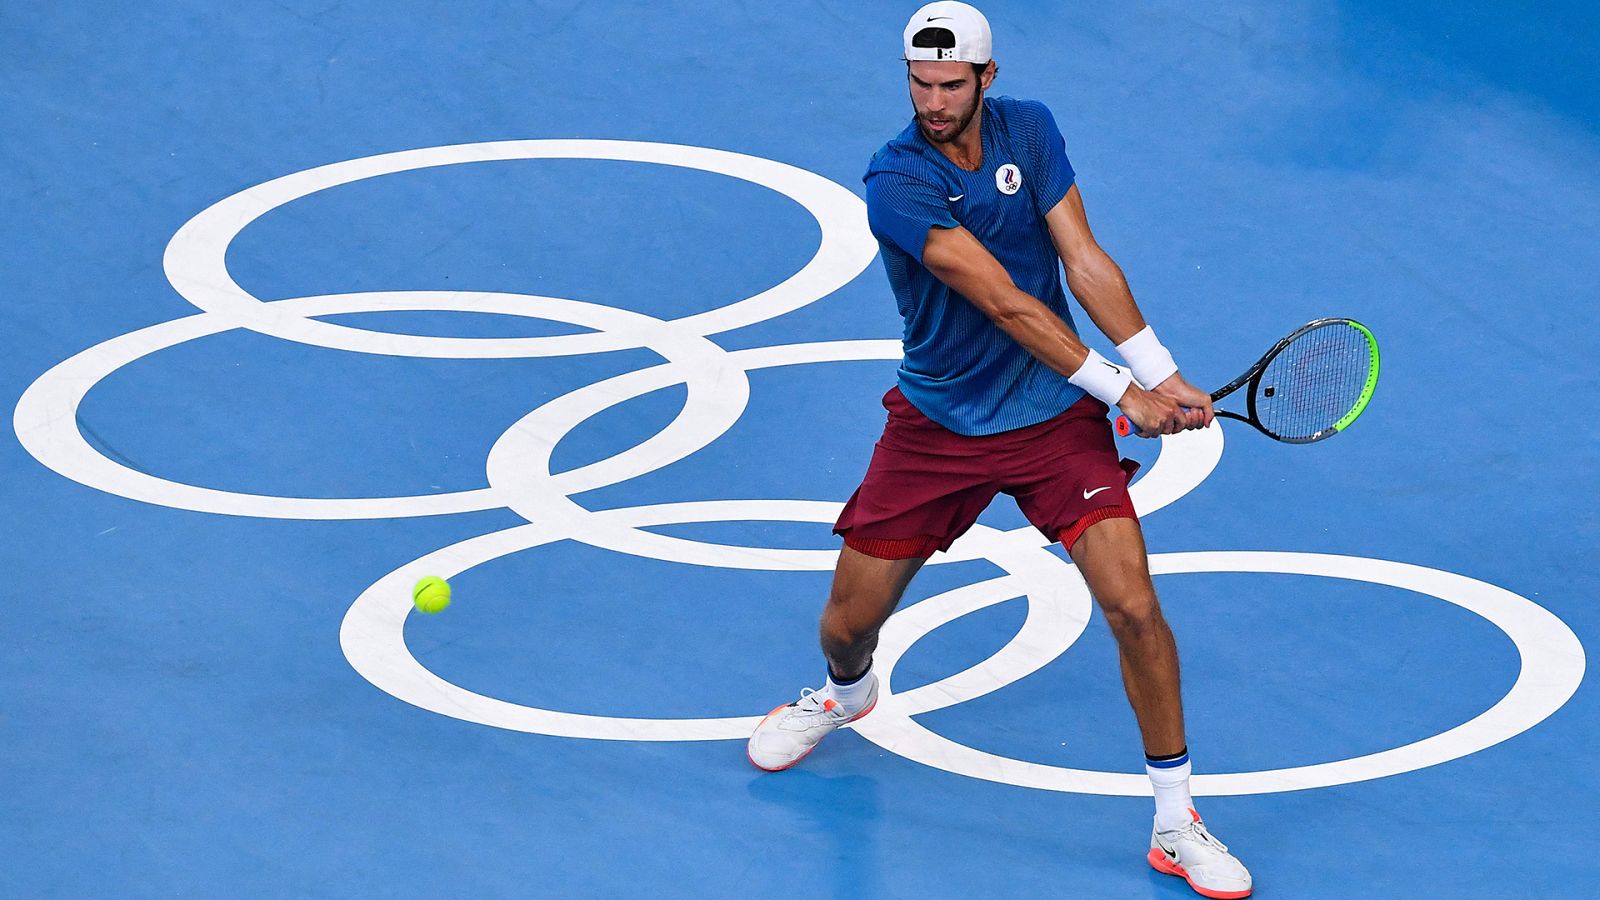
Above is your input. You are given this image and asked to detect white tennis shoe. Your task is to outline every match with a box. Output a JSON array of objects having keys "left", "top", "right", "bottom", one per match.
[
  {"left": 746, "top": 676, "right": 879, "bottom": 772},
  {"left": 1148, "top": 809, "right": 1253, "bottom": 898}
]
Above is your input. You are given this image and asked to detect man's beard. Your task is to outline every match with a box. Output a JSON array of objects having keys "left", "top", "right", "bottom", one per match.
[{"left": 918, "top": 92, "right": 981, "bottom": 144}]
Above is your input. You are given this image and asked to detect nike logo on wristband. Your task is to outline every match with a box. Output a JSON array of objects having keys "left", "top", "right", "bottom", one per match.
[
  {"left": 1083, "top": 486, "right": 1111, "bottom": 500},
  {"left": 1102, "top": 362, "right": 1123, "bottom": 374}
]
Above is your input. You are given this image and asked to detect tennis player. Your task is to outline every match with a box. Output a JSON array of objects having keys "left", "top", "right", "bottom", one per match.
[{"left": 747, "top": 3, "right": 1251, "bottom": 896}]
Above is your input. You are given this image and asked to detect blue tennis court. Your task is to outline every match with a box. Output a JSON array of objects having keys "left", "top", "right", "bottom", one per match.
[{"left": 5, "top": 1, "right": 1596, "bottom": 896}]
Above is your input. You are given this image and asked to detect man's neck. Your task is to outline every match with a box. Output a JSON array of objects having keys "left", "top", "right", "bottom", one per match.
[{"left": 932, "top": 101, "right": 985, "bottom": 172}]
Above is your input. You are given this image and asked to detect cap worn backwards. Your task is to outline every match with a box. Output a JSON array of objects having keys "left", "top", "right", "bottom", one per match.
[{"left": 903, "top": 2, "right": 992, "bottom": 64}]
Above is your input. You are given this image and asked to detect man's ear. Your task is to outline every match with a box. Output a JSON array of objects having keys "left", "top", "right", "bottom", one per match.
[{"left": 981, "top": 60, "right": 997, "bottom": 91}]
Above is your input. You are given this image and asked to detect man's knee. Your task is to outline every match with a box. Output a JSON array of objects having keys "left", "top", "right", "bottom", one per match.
[
  {"left": 1098, "top": 587, "right": 1165, "bottom": 638},
  {"left": 819, "top": 611, "right": 863, "bottom": 652},
  {"left": 1069, "top": 518, "right": 1164, "bottom": 633}
]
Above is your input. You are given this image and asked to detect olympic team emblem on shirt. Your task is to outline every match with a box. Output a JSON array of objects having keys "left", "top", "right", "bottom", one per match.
[{"left": 996, "top": 163, "right": 1022, "bottom": 195}]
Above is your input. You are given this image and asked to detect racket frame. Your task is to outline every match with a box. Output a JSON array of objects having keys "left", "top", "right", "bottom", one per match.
[{"left": 1234, "top": 317, "right": 1379, "bottom": 443}]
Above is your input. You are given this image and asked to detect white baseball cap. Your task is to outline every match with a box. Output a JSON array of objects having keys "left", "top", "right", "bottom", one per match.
[{"left": 903, "top": 2, "right": 992, "bottom": 64}]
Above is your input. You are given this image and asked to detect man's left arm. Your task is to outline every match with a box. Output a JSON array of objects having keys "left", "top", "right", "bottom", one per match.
[{"left": 1044, "top": 184, "right": 1213, "bottom": 428}]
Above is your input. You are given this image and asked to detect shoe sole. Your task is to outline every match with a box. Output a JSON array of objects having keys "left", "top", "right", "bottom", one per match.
[
  {"left": 1147, "top": 848, "right": 1251, "bottom": 899},
  {"left": 745, "top": 699, "right": 878, "bottom": 772}
]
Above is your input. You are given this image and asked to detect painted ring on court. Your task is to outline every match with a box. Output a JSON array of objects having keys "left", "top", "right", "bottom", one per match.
[
  {"left": 13, "top": 292, "right": 734, "bottom": 520},
  {"left": 163, "top": 139, "right": 878, "bottom": 358},
  {"left": 339, "top": 507, "right": 1094, "bottom": 741},
  {"left": 851, "top": 551, "right": 1586, "bottom": 796}
]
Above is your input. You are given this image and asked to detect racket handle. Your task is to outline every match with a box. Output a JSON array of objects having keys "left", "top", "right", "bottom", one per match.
[{"left": 1115, "top": 407, "right": 1198, "bottom": 437}]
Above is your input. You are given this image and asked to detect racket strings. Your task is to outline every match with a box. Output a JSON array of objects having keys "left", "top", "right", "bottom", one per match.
[{"left": 1254, "top": 323, "right": 1373, "bottom": 441}]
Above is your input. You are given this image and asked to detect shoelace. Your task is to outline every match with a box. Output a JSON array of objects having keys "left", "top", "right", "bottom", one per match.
[
  {"left": 780, "top": 688, "right": 848, "bottom": 729},
  {"left": 1165, "top": 820, "right": 1229, "bottom": 855}
]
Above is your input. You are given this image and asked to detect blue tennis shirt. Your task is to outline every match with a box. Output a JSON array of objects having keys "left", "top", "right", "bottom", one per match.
[{"left": 864, "top": 95, "right": 1084, "bottom": 436}]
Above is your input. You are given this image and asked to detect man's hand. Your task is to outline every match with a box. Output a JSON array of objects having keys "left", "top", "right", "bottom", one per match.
[
  {"left": 1117, "top": 374, "right": 1213, "bottom": 438},
  {"left": 1116, "top": 384, "right": 1188, "bottom": 437},
  {"left": 1150, "top": 373, "right": 1214, "bottom": 429}
]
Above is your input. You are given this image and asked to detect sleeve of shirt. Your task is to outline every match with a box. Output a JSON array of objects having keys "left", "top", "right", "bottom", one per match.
[
  {"left": 1019, "top": 100, "right": 1076, "bottom": 215},
  {"left": 864, "top": 171, "right": 959, "bottom": 264}
]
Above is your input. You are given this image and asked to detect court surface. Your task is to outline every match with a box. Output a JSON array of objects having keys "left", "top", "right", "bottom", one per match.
[{"left": 5, "top": 2, "right": 1598, "bottom": 896}]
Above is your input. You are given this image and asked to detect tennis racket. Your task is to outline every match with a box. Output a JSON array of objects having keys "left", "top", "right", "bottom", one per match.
[{"left": 1115, "top": 317, "right": 1380, "bottom": 443}]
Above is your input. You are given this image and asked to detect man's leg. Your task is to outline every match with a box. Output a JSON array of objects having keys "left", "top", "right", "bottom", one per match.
[
  {"left": 819, "top": 545, "right": 927, "bottom": 680},
  {"left": 1068, "top": 515, "right": 1252, "bottom": 898},
  {"left": 750, "top": 385, "right": 988, "bottom": 771},
  {"left": 1065, "top": 515, "right": 1184, "bottom": 757},
  {"left": 746, "top": 543, "right": 929, "bottom": 771}
]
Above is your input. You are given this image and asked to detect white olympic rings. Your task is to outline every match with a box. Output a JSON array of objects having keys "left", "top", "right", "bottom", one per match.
[{"left": 12, "top": 140, "right": 1584, "bottom": 797}]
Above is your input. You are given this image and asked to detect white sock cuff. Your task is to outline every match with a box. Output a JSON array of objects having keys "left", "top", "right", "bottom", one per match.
[
  {"left": 1146, "top": 756, "right": 1192, "bottom": 785},
  {"left": 825, "top": 666, "right": 874, "bottom": 711},
  {"left": 1147, "top": 755, "right": 1195, "bottom": 833}
]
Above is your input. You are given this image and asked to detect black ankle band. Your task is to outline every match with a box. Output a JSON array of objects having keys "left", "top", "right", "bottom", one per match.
[{"left": 828, "top": 662, "right": 872, "bottom": 685}]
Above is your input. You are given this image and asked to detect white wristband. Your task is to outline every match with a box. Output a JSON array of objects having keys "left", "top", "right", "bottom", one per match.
[
  {"left": 1115, "top": 325, "right": 1179, "bottom": 389},
  {"left": 1068, "top": 348, "right": 1135, "bottom": 406}
]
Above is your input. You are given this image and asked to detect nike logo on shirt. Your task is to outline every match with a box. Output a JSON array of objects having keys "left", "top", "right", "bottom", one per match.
[
  {"left": 947, "top": 194, "right": 964, "bottom": 201},
  {"left": 1082, "top": 486, "right": 1111, "bottom": 500}
]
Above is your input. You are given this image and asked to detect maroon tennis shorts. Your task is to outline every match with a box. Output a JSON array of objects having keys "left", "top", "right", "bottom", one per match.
[{"left": 833, "top": 387, "right": 1140, "bottom": 559}]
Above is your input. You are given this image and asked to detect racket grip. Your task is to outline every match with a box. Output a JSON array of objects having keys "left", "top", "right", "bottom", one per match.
[{"left": 1115, "top": 407, "right": 1197, "bottom": 437}]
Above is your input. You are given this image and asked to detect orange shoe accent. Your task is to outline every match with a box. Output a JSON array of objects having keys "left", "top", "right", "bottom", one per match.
[
  {"left": 1146, "top": 848, "right": 1252, "bottom": 899},
  {"left": 1148, "top": 847, "right": 1183, "bottom": 877},
  {"left": 823, "top": 699, "right": 839, "bottom": 712}
]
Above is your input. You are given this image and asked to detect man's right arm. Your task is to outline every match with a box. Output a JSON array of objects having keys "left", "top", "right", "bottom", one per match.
[{"left": 920, "top": 224, "right": 1187, "bottom": 436}]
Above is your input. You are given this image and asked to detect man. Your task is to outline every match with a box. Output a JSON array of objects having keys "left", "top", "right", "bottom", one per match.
[{"left": 747, "top": 3, "right": 1252, "bottom": 897}]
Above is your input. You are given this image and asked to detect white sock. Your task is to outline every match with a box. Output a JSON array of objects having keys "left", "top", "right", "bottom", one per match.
[
  {"left": 1146, "top": 749, "right": 1195, "bottom": 833},
  {"left": 824, "top": 664, "right": 874, "bottom": 714}
]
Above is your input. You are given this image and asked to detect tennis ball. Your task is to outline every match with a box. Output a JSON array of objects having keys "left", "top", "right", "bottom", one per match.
[{"left": 412, "top": 575, "right": 451, "bottom": 614}]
